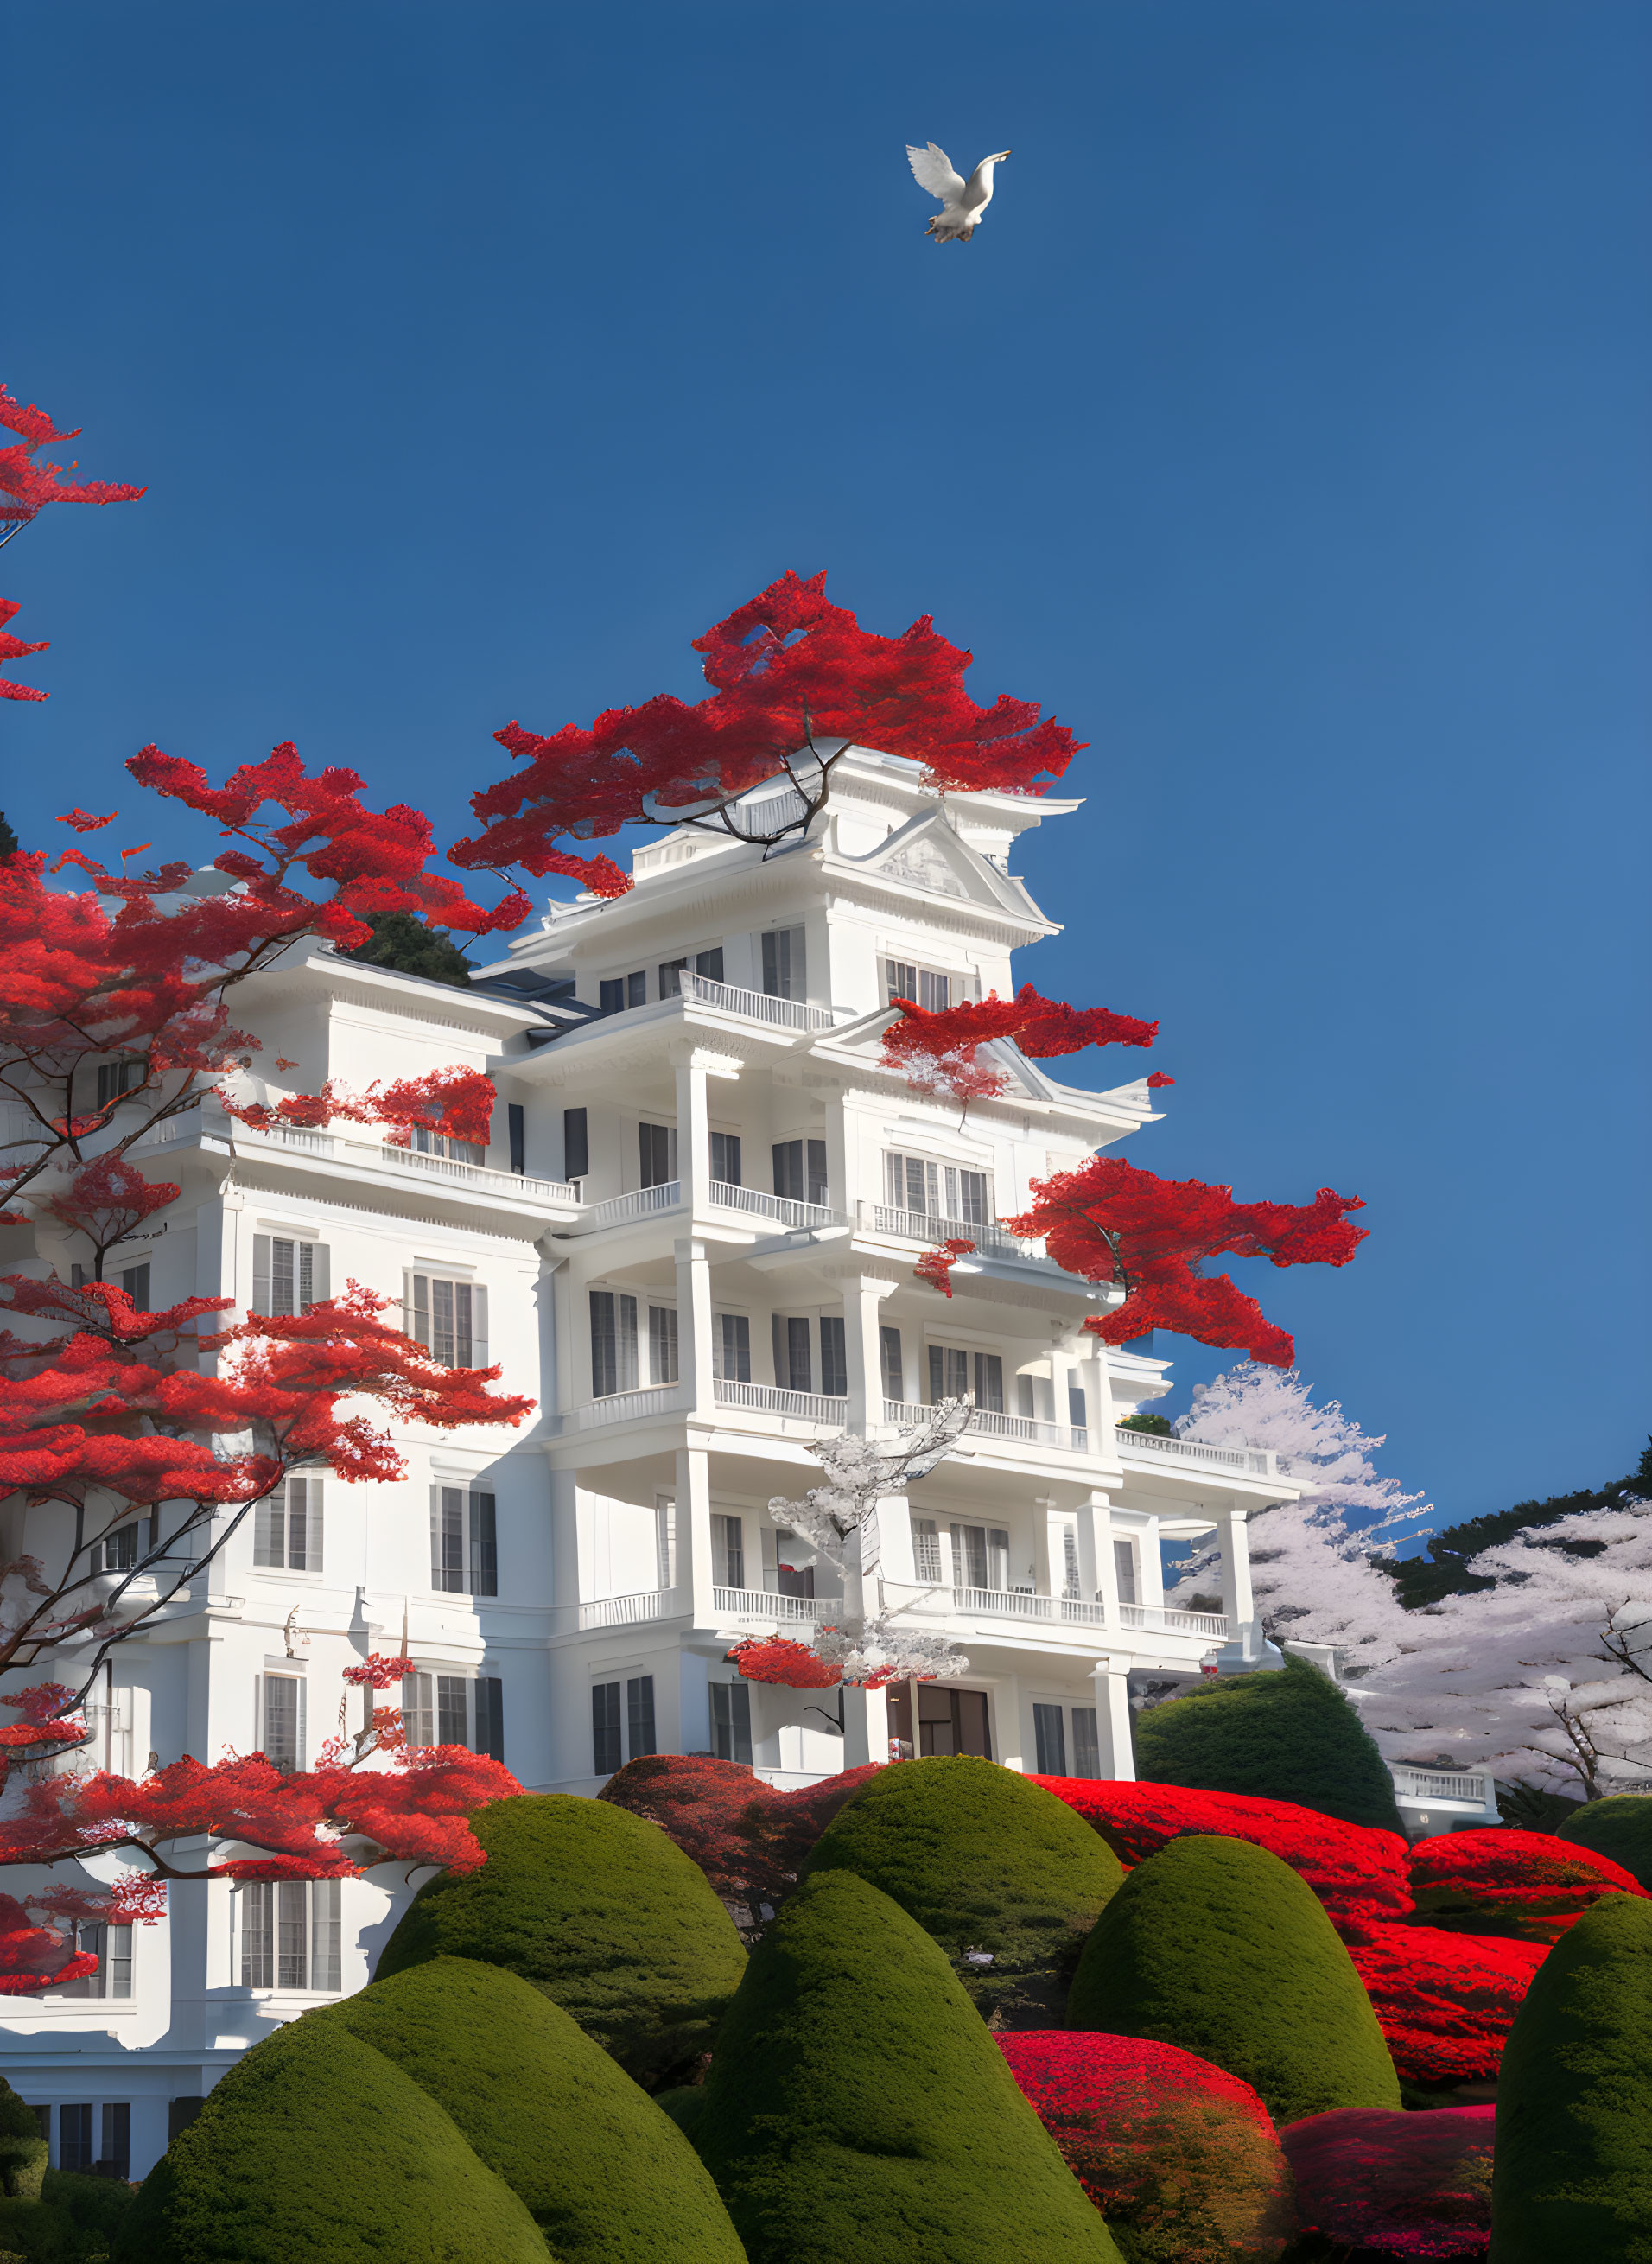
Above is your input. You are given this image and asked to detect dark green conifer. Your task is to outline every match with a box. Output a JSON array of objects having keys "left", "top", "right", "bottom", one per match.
[{"left": 1134, "top": 1656, "right": 1403, "bottom": 1830}]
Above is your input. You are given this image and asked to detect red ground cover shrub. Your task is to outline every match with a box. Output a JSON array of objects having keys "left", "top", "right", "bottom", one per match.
[
  {"left": 596, "top": 1755, "right": 880, "bottom": 1907},
  {"left": 1030, "top": 1777, "right": 1414, "bottom": 1924},
  {"left": 997, "top": 2031, "right": 1294, "bottom": 2263},
  {"left": 1280, "top": 2104, "right": 1495, "bottom": 2259},
  {"left": 1408, "top": 1828, "right": 1649, "bottom": 1943},
  {"left": 1337, "top": 1920, "right": 1546, "bottom": 2085}
]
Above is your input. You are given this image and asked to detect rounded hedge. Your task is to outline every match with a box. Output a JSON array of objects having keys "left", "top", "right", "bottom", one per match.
[
  {"left": 804, "top": 1755, "right": 1124, "bottom": 2026},
  {"left": 690, "top": 1867, "right": 1123, "bottom": 2262},
  {"left": 1282, "top": 2104, "right": 1495, "bottom": 2257},
  {"left": 0, "top": 2075, "right": 46, "bottom": 2204},
  {"left": 1067, "top": 1834, "right": 1401, "bottom": 2126},
  {"left": 315, "top": 1955, "right": 746, "bottom": 2262},
  {"left": 1133, "top": 1658, "right": 1403, "bottom": 1833},
  {"left": 0, "top": 2197, "right": 73, "bottom": 2261},
  {"left": 112, "top": 2012, "right": 546, "bottom": 2263},
  {"left": 1556, "top": 1795, "right": 1652, "bottom": 1891},
  {"left": 1491, "top": 1892, "right": 1652, "bottom": 2260},
  {"left": 375, "top": 1792, "right": 747, "bottom": 2084}
]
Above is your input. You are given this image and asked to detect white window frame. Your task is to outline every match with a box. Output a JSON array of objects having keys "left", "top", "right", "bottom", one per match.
[
  {"left": 253, "top": 1474, "right": 323, "bottom": 1574},
  {"left": 883, "top": 957, "right": 959, "bottom": 1012},
  {"left": 239, "top": 1878, "right": 341, "bottom": 1993},
  {"left": 400, "top": 1667, "right": 505, "bottom": 1759},
  {"left": 884, "top": 1151, "right": 991, "bottom": 1228},
  {"left": 429, "top": 1484, "right": 498, "bottom": 1598},
  {"left": 405, "top": 1271, "right": 488, "bottom": 1368},
  {"left": 255, "top": 1670, "right": 307, "bottom": 1772},
  {"left": 252, "top": 1233, "right": 330, "bottom": 1319}
]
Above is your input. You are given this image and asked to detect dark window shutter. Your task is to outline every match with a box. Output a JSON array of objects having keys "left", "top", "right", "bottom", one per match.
[
  {"left": 507, "top": 1104, "right": 525, "bottom": 1174},
  {"left": 563, "top": 1108, "right": 589, "bottom": 1180}
]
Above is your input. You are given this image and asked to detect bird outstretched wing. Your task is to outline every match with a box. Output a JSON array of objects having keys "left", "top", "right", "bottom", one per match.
[{"left": 906, "top": 143, "right": 966, "bottom": 207}]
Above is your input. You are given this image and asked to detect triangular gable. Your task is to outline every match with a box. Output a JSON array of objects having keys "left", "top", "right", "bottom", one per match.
[
  {"left": 833, "top": 806, "right": 1031, "bottom": 917},
  {"left": 809, "top": 1009, "right": 1056, "bottom": 1103}
]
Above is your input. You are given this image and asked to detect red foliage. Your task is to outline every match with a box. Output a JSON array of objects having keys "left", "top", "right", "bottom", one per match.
[
  {"left": 880, "top": 983, "right": 1157, "bottom": 1110},
  {"left": 998, "top": 2032, "right": 1294, "bottom": 2260},
  {"left": 1407, "top": 1828, "right": 1649, "bottom": 1944},
  {"left": 1007, "top": 1156, "right": 1367, "bottom": 1367},
  {"left": 1281, "top": 2105, "right": 1496, "bottom": 2261},
  {"left": 341, "top": 1653, "right": 417, "bottom": 1690},
  {"left": 1337, "top": 1920, "right": 1546, "bottom": 2086},
  {"left": 0, "top": 381, "right": 145, "bottom": 699},
  {"left": 914, "top": 1238, "right": 975, "bottom": 1296},
  {"left": 727, "top": 1637, "right": 842, "bottom": 1689},
  {"left": 597, "top": 1754, "right": 882, "bottom": 1906},
  {"left": 1030, "top": 1776, "right": 1415, "bottom": 1925},
  {"left": 0, "top": 1895, "right": 98, "bottom": 1993},
  {"left": 453, "top": 571, "right": 1084, "bottom": 894},
  {"left": 0, "top": 597, "right": 48, "bottom": 703},
  {"left": 223, "top": 1065, "right": 495, "bottom": 1150}
]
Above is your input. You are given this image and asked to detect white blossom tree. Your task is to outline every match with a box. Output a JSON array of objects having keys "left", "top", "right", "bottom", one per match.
[{"left": 1162, "top": 1364, "right": 1430, "bottom": 1674}]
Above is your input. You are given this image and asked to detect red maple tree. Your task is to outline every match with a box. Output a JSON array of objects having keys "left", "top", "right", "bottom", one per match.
[
  {"left": 597, "top": 1753, "right": 881, "bottom": 1912},
  {"left": 1, "top": 382, "right": 145, "bottom": 701}
]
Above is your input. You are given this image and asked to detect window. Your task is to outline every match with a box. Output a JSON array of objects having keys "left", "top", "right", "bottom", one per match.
[
  {"left": 772, "top": 1139, "right": 828, "bottom": 1205},
  {"left": 639, "top": 1122, "right": 677, "bottom": 1188},
  {"left": 58, "top": 2104, "right": 93, "bottom": 2172},
  {"left": 1068, "top": 1379, "right": 1088, "bottom": 1430},
  {"left": 1071, "top": 1707, "right": 1102, "bottom": 1780},
  {"left": 912, "top": 1516, "right": 942, "bottom": 1582},
  {"left": 709, "top": 1681, "right": 752, "bottom": 1765},
  {"left": 251, "top": 1236, "right": 330, "bottom": 1319},
  {"left": 241, "top": 1879, "right": 340, "bottom": 1991},
  {"left": 647, "top": 1304, "right": 678, "bottom": 1385},
  {"left": 254, "top": 1475, "right": 322, "bottom": 1573},
  {"left": 402, "top": 1670, "right": 505, "bottom": 1760},
  {"left": 772, "top": 1315, "right": 811, "bottom": 1393},
  {"left": 589, "top": 1289, "right": 639, "bottom": 1396},
  {"left": 1061, "top": 1526, "right": 1081, "bottom": 1601},
  {"left": 928, "top": 1346, "right": 1003, "bottom": 1411},
  {"left": 119, "top": 1262, "right": 150, "bottom": 1312},
  {"left": 563, "top": 1107, "right": 589, "bottom": 1180},
  {"left": 884, "top": 959, "right": 953, "bottom": 1012},
  {"left": 1113, "top": 1537, "right": 1140, "bottom": 1606},
  {"left": 592, "top": 1675, "right": 654, "bottom": 1774},
  {"left": 627, "top": 1674, "right": 656, "bottom": 1760},
  {"left": 713, "top": 1512, "right": 745, "bottom": 1589},
  {"left": 760, "top": 926, "right": 805, "bottom": 1001},
  {"left": 884, "top": 1152, "right": 988, "bottom": 1226},
  {"left": 916, "top": 1684, "right": 992, "bottom": 1759},
  {"left": 1017, "top": 1374, "right": 1038, "bottom": 1420},
  {"left": 258, "top": 1673, "right": 305, "bottom": 1771},
  {"left": 775, "top": 1529, "right": 815, "bottom": 1599},
  {"left": 405, "top": 1274, "right": 487, "bottom": 1369},
  {"left": 411, "top": 1123, "right": 486, "bottom": 1165},
  {"left": 599, "top": 971, "right": 647, "bottom": 1013},
  {"left": 429, "top": 1485, "right": 498, "bottom": 1596},
  {"left": 95, "top": 1059, "right": 143, "bottom": 1108},
  {"left": 880, "top": 1325, "right": 905, "bottom": 1403},
  {"left": 91, "top": 1520, "right": 140, "bottom": 1575},
  {"left": 1033, "top": 1703, "right": 1068, "bottom": 1776},
  {"left": 695, "top": 947, "right": 724, "bottom": 983},
  {"left": 52, "top": 1923, "right": 132, "bottom": 2001},
  {"left": 99, "top": 2104, "right": 130, "bottom": 2180},
  {"left": 819, "top": 1315, "right": 848, "bottom": 1398},
  {"left": 658, "top": 957, "right": 689, "bottom": 997},
  {"left": 712, "top": 1313, "right": 751, "bottom": 1383},
  {"left": 950, "top": 1522, "right": 1010, "bottom": 1593},
  {"left": 507, "top": 1103, "right": 525, "bottom": 1175},
  {"left": 709, "top": 1130, "right": 742, "bottom": 1186},
  {"left": 627, "top": 970, "right": 646, "bottom": 1007}
]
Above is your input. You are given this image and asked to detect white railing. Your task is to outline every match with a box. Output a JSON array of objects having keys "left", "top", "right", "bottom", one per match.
[
  {"left": 728, "top": 785, "right": 811, "bottom": 836},
  {"left": 712, "top": 1586, "right": 823, "bottom": 1625},
  {"left": 564, "top": 1383, "right": 687, "bottom": 1431},
  {"left": 679, "top": 970, "right": 832, "bottom": 1032},
  {"left": 1389, "top": 1765, "right": 1494, "bottom": 1807},
  {"left": 707, "top": 1181, "right": 845, "bottom": 1231},
  {"left": 576, "top": 1587, "right": 682, "bottom": 1631},
  {"left": 1114, "top": 1426, "right": 1277, "bottom": 1478},
  {"left": 955, "top": 1586, "right": 1052, "bottom": 1621},
  {"left": 586, "top": 1181, "right": 683, "bottom": 1227},
  {"left": 857, "top": 1201, "right": 1055, "bottom": 1268},
  {"left": 1119, "top": 1602, "right": 1230, "bottom": 1638},
  {"left": 883, "top": 1399, "right": 1090, "bottom": 1456},
  {"left": 372, "top": 1142, "right": 579, "bottom": 1203},
  {"left": 714, "top": 1378, "right": 850, "bottom": 1426},
  {"left": 135, "top": 1105, "right": 579, "bottom": 1205}
]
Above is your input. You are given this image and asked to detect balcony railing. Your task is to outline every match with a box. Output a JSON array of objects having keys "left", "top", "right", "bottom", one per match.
[
  {"left": 712, "top": 1586, "right": 823, "bottom": 1625},
  {"left": 1389, "top": 1765, "right": 1494, "bottom": 1808},
  {"left": 892, "top": 1582, "right": 1223, "bottom": 1641},
  {"left": 1114, "top": 1427, "right": 1278, "bottom": 1479},
  {"left": 131, "top": 1105, "right": 581, "bottom": 1204},
  {"left": 1118, "top": 1602, "right": 1230, "bottom": 1638},
  {"left": 883, "top": 1399, "right": 1090, "bottom": 1456},
  {"left": 857, "top": 1201, "right": 1056, "bottom": 1268},
  {"left": 679, "top": 970, "right": 832, "bottom": 1032},
  {"left": 714, "top": 1378, "right": 850, "bottom": 1426},
  {"left": 562, "top": 1383, "right": 688, "bottom": 1432},
  {"left": 707, "top": 1180, "right": 845, "bottom": 1231},
  {"left": 575, "top": 1587, "right": 683, "bottom": 1631},
  {"left": 586, "top": 1181, "right": 683, "bottom": 1228}
]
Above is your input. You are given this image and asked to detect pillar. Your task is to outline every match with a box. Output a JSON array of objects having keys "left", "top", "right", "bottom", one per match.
[
  {"left": 676, "top": 1440, "right": 715, "bottom": 1626},
  {"left": 842, "top": 1683, "right": 888, "bottom": 1768},
  {"left": 673, "top": 1045, "right": 740, "bottom": 1217},
  {"left": 677, "top": 1648, "right": 711, "bottom": 1758},
  {"left": 1090, "top": 1659, "right": 1136, "bottom": 1779},
  {"left": 674, "top": 1237, "right": 714, "bottom": 1415},
  {"left": 840, "top": 1272, "right": 899, "bottom": 1431},
  {"left": 1216, "top": 1507, "right": 1255, "bottom": 1630},
  {"left": 1075, "top": 1489, "right": 1108, "bottom": 1607}
]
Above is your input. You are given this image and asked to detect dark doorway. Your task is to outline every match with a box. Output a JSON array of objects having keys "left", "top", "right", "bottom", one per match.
[{"left": 915, "top": 1683, "right": 992, "bottom": 1759}]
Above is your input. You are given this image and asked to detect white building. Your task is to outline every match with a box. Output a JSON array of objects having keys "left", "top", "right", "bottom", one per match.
[{"left": 0, "top": 746, "right": 1290, "bottom": 2177}]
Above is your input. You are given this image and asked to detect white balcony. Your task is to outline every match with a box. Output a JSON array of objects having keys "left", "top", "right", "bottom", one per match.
[
  {"left": 561, "top": 1383, "right": 689, "bottom": 1433},
  {"left": 884, "top": 1398, "right": 1090, "bottom": 1457},
  {"left": 886, "top": 1580, "right": 1229, "bottom": 1645},
  {"left": 714, "top": 1378, "right": 850, "bottom": 1427},
  {"left": 572, "top": 1587, "right": 683, "bottom": 1631},
  {"left": 707, "top": 1180, "right": 846, "bottom": 1231},
  {"left": 1114, "top": 1426, "right": 1279, "bottom": 1479},
  {"left": 679, "top": 970, "right": 833, "bottom": 1033},
  {"left": 130, "top": 1104, "right": 581, "bottom": 1205},
  {"left": 1118, "top": 1601, "right": 1229, "bottom": 1638},
  {"left": 1389, "top": 1765, "right": 1496, "bottom": 1815},
  {"left": 584, "top": 1180, "right": 684, "bottom": 1228},
  {"left": 857, "top": 1200, "right": 1058, "bottom": 1268},
  {"left": 711, "top": 1586, "right": 824, "bottom": 1627}
]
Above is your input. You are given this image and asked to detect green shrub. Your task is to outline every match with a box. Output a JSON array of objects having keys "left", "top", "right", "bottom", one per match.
[
  {"left": 1067, "top": 1833, "right": 1401, "bottom": 2126},
  {"left": 1134, "top": 1657, "right": 1403, "bottom": 1831},
  {"left": 111, "top": 2012, "right": 546, "bottom": 2263},
  {"left": 0, "top": 2082, "right": 46, "bottom": 2203},
  {"left": 315, "top": 1954, "right": 745, "bottom": 2261},
  {"left": 804, "top": 1754, "right": 1123, "bottom": 2026},
  {"left": 0, "top": 2199, "right": 72, "bottom": 2264},
  {"left": 1555, "top": 1795, "right": 1652, "bottom": 1890},
  {"left": 690, "top": 1867, "right": 1122, "bottom": 2263},
  {"left": 42, "top": 2168, "right": 135, "bottom": 2245},
  {"left": 1490, "top": 1892, "right": 1652, "bottom": 2260},
  {"left": 376, "top": 1792, "right": 746, "bottom": 2085}
]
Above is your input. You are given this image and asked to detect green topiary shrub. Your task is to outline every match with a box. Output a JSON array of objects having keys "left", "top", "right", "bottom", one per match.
[
  {"left": 689, "top": 1867, "right": 1123, "bottom": 2263},
  {"left": 0, "top": 2198, "right": 72, "bottom": 2263},
  {"left": 375, "top": 1793, "right": 747, "bottom": 2086},
  {"left": 804, "top": 1754, "right": 1124, "bottom": 2026},
  {"left": 314, "top": 1955, "right": 746, "bottom": 2262},
  {"left": 1067, "top": 1834, "right": 1401, "bottom": 2126},
  {"left": 0, "top": 2081, "right": 46, "bottom": 2203},
  {"left": 1134, "top": 1658, "right": 1403, "bottom": 1832},
  {"left": 111, "top": 2013, "right": 547, "bottom": 2263},
  {"left": 1555, "top": 1795, "right": 1652, "bottom": 1890},
  {"left": 42, "top": 2167, "right": 136, "bottom": 2246},
  {"left": 1490, "top": 1892, "right": 1652, "bottom": 2260}
]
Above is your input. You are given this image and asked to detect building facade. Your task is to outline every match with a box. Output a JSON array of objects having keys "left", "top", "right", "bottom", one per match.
[{"left": 0, "top": 747, "right": 1289, "bottom": 2177}]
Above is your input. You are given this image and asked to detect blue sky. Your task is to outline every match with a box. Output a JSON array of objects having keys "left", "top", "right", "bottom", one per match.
[{"left": 7, "top": 1, "right": 1648, "bottom": 1540}]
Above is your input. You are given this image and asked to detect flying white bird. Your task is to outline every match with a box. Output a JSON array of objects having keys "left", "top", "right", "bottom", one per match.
[{"left": 905, "top": 143, "right": 1011, "bottom": 244}]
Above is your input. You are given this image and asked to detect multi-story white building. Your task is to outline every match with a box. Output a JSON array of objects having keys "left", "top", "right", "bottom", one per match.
[{"left": 0, "top": 746, "right": 1291, "bottom": 2177}]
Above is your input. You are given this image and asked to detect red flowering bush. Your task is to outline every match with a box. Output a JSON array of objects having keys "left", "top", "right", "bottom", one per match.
[
  {"left": 1280, "top": 2103, "right": 1495, "bottom": 2260},
  {"left": 1338, "top": 1920, "right": 1547, "bottom": 2085},
  {"left": 1030, "top": 1776, "right": 1414, "bottom": 1925},
  {"left": 997, "top": 2032, "right": 1294, "bottom": 2263},
  {"left": 1408, "top": 1828, "right": 1649, "bottom": 1944},
  {"left": 597, "top": 1755, "right": 880, "bottom": 1908},
  {"left": 725, "top": 1636, "right": 842, "bottom": 1688}
]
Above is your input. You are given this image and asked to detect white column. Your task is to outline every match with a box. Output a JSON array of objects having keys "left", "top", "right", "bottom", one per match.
[
  {"left": 1094, "top": 1497, "right": 1122, "bottom": 1628},
  {"left": 1075, "top": 1489, "right": 1107, "bottom": 1609},
  {"left": 674, "top": 1045, "right": 740, "bottom": 1215},
  {"left": 840, "top": 1272, "right": 898, "bottom": 1432},
  {"left": 995, "top": 1674, "right": 1025, "bottom": 1771},
  {"left": 1090, "top": 1659, "right": 1136, "bottom": 1780},
  {"left": 678, "top": 1648, "right": 712, "bottom": 1758},
  {"left": 842, "top": 1683, "right": 888, "bottom": 1768},
  {"left": 674, "top": 1236, "right": 714, "bottom": 1416},
  {"left": 676, "top": 1440, "right": 715, "bottom": 1627},
  {"left": 1217, "top": 1507, "right": 1255, "bottom": 1627},
  {"left": 1032, "top": 1497, "right": 1058, "bottom": 1600},
  {"left": 822, "top": 1082, "right": 849, "bottom": 1219}
]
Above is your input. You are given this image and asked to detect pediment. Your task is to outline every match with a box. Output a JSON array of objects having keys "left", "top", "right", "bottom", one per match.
[{"left": 836, "top": 808, "right": 1019, "bottom": 913}]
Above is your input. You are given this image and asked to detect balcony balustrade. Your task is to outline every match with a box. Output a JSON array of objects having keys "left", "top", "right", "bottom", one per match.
[
  {"left": 706, "top": 1180, "right": 845, "bottom": 1231},
  {"left": 711, "top": 1587, "right": 823, "bottom": 1626},
  {"left": 1114, "top": 1427, "right": 1278, "bottom": 1479},
  {"left": 1388, "top": 1765, "right": 1495, "bottom": 1809},
  {"left": 713, "top": 1377, "right": 850, "bottom": 1426},
  {"left": 678, "top": 970, "right": 833, "bottom": 1032},
  {"left": 883, "top": 1398, "right": 1090, "bottom": 1456},
  {"left": 857, "top": 1200, "right": 1057, "bottom": 1268},
  {"left": 131, "top": 1104, "right": 581, "bottom": 1204},
  {"left": 560, "top": 1383, "right": 688, "bottom": 1433}
]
